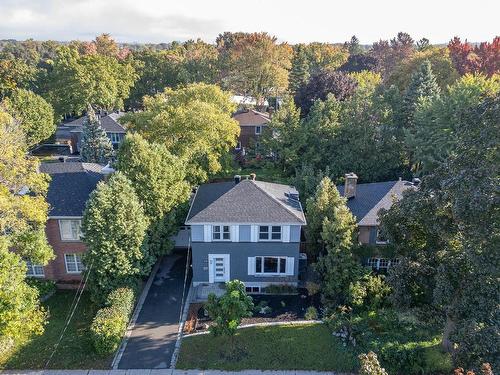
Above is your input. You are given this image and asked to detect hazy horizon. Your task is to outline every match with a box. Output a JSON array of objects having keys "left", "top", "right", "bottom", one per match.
[{"left": 0, "top": 0, "right": 498, "bottom": 45}]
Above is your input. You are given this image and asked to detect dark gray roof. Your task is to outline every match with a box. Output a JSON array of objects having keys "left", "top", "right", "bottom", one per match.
[
  {"left": 338, "top": 180, "right": 415, "bottom": 226},
  {"left": 40, "top": 162, "right": 105, "bottom": 217},
  {"left": 186, "top": 179, "right": 306, "bottom": 224},
  {"left": 63, "top": 112, "right": 126, "bottom": 133}
]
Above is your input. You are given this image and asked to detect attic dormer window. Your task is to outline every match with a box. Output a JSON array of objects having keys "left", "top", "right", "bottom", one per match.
[{"left": 213, "top": 225, "right": 230, "bottom": 241}]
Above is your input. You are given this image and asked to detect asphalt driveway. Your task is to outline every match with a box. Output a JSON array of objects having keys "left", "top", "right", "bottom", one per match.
[{"left": 117, "top": 251, "right": 190, "bottom": 369}]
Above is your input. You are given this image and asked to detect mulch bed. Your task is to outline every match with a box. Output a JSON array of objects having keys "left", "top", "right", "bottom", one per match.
[{"left": 185, "top": 288, "right": 322, "bottom": 333}]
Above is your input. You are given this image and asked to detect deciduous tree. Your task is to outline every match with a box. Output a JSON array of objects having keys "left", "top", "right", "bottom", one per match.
[
  {"left": 122, "top": 83, "right": 239, "bottom": 183},
  {"left": 2, "top": 88, "right": 55, "bottom": 147}
]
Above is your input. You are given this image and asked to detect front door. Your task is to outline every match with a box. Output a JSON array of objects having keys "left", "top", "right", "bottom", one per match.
[{"left": 208, "top": 254, "right": 230, "bottom": 283}]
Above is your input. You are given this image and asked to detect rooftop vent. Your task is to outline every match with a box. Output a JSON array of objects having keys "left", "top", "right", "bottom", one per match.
[
  {"left": 234, "top": 175, "right": 241, "bottom": 184},
  {"left": 285, "top": 191, "right": 300, "bottom": 202}
]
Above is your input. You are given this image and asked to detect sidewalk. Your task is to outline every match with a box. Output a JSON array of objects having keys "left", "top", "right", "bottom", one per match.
[{"left": 1, "top": 370, "right": 344, "bottom": 375}]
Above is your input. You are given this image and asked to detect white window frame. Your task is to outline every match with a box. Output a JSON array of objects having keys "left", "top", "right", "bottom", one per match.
[
  {"left": 212, "top": 225, "right": 231, "bottom": 241},
  {"left": 108, "top": 132, "right": 122, "bottom": 144},
  {"left": 376, "top": 228, "right": 389, "bottom": 244},
  {"left": 64, "top": 254, "right": 85, "bottom": 274},
  {"left": 59, "top": 219, "right": 82, "bottom": 241},
  {"left": 26, "top": 259, "right": 44, "bottom": 277},
  {"left": 258, "top": 225, "right": 282, "bottom": 241},
  {"left": 255, "top": 125, "right": 262, "bottom": 135},
  {"left": 255, "top": 256, "right": 288, "bottom": 276},
  {"left": 235, "top": 141, "right": 242, "bottom": 150},
  {"left": 367, "top": 257, "right": 399, "bottom": 271}
]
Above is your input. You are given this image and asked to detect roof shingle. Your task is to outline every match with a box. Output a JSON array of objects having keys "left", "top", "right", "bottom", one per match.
[{"left": 186, "top": 179, "right": 305, "bottom": 224}]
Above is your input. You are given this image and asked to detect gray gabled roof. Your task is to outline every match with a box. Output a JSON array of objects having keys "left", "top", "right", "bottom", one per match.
[
  {"left": 186, "top": 179, "right": 306, "bottom": 224},
  {"left": 39, "top": 162, "right": 105, "bottom": 217},
  {"left": 338, "top": 180, "right": 415, "bottom": 226},
  {"left": 63, "top": 112, "right": 126, "bottom": 133}
]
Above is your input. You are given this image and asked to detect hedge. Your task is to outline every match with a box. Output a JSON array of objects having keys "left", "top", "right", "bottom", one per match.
[{"left": 90, "top": 287, "right": 135, "bottom": 355}]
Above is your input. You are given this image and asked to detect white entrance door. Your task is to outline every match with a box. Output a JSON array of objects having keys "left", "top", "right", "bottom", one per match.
[{"left": 208, "top": 254, "right": 230, "bottom": 283}]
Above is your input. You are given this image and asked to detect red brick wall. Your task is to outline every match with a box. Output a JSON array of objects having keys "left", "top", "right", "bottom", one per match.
[
  {"left": 43, "top": 218, "right": 86, "bottom": 287},
  {"left": 238, "top": 126, "right": 266, "bottom": 149}
]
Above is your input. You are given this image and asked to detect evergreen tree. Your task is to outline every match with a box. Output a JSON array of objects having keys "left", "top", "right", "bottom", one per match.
[
  {"left": 313, "top": 181, "right": 365, "bottom": 306},
  {"left": 288, "top": 46, "right": 310, "bottom": 94},
  {"left": 345, "top": 35, "right": 364, "bottom": 56},
  {"left": 401, "top": 60, "right": 440, "bottom": 129},
  {"left": 82, "top": 172, "right": 150, "bottom": 305},
  {"left": 305, "top": 177, "right": 352, "bottom": 257},
  {"left": 80, "top": 106, "right": 113, "bottom": 164}
]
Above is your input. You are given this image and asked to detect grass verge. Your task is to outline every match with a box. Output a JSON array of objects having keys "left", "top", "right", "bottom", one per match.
[
  {"left": 177, "top": 323, "right": 359, "bottom": 371},
  {"left": 0, "top": 290, "right": 112, "bottom": 369}
]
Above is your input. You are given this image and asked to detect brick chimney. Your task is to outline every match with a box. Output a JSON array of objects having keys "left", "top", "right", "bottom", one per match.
[{"left": 344, "top": 172, "right": 358, "bottom": 199}]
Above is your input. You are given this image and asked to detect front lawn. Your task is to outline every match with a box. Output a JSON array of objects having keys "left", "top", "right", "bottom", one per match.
[
  {"left": 177, "top": 311, "right": 453, "bottom": 374},
  {"left": 177, "top": 323, "right": 359, "bottom": 371},
  {"left": 0, "top": 290, "right": 112, "bottom": 369}
]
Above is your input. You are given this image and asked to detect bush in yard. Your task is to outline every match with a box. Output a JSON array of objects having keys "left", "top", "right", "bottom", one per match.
[
  {"left": 205, "top": 280, "right": 254, "bottom": 337},
  {"left": 358, "top": 351, "right": 388, "bottom": 375},
  {"left": 91, "top": 287, "right": 135, "bottom": 355},
  {"left": 305, "top": 306, "right": 318, "bottom": 320},
  {"left": 25, "top": 278, "right": 56, "bottom": 299}
]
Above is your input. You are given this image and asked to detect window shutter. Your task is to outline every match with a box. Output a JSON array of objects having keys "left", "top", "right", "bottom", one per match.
[
  {"left": 286, "top": 257, "right": 295, "bottom": 276},
  {"left": 250, "top": 225, "right": 258, "bottom": 242},
  {"left": 248, "top": 257, "right": 256, "bottom": 276},
  {"left": 204, "top": 225, "right": 212, "bottom": 242},
  {"left": 231, "top": 225, "right": 239, "bottom": 242},
  {"left": 282, "top": 225, "right": 290, "bottom": 242}
]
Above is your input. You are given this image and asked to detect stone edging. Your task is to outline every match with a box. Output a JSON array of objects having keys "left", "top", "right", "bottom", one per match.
[{"left": 183, "top": 320, "right": 324, "bottom": 338}]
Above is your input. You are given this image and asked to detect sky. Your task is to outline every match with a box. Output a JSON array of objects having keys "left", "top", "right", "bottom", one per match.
[{"left": 0, "top": 0, "right": 498, "bottom": 45}]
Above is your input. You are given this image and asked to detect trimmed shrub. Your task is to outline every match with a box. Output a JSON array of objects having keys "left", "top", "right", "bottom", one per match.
[
  {"left": 264, "top": 284, "right": 297, "bottom": 295},
  {"left": 26, "top": 278, "right": 56, "bottom": 299},
  {"left": 91, "top": 287, "right": 135, "bottom": 355},
  {"left": 305, "top": 306, "right": 318, "bottom": 320}
]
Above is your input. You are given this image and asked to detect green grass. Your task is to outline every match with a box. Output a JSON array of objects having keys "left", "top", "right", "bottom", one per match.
[
  {"left": 0, "top": 290, "right": 112, "bottom": 369},
  {"left": 176, "top": 323, "right": 359, "bottom": 371},
  {"left": 177, "top": 311, "right": 453, "bottom": 374}
]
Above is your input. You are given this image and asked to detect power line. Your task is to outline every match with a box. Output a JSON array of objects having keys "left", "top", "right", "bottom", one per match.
[{"left": 44, "top": 261, "right": 93, "bottom": 369}]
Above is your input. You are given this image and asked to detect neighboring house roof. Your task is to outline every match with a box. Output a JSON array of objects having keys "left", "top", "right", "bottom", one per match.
[
  {"left": 186, "top": 179, "right": 306, "bottom": 225},
  {"left": 58, "top": 112, "right": 127, "bottom": 135},
  {"left": 40, "top": 162, "right": 106, "bottom": 217},
  {"left": 338, "top": 180, "right": 415, "bottom": 226},
  {"left": 232, "top": 109, "right": 270, "bottom": 127}
]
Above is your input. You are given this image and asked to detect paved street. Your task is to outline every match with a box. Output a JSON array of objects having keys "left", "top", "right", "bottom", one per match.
[
  {"left": 1, "top": 370, "right": 346, "bottom": 375},
  {"left": 117, "top": 252, "right": 190, "bottom": 369}
]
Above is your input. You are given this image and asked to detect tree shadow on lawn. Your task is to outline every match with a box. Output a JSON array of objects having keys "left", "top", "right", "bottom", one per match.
[{"left": 1, "top": 290, "right": 112, "bottom": 369}]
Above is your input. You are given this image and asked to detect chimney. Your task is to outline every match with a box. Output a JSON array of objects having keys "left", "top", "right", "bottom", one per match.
[
  {"left": 58, "top": 156, "right": 66, "bottom": 163},
  {"left": 234, "top": 175, "right": 241, "bottom": 184},
  {"left": 267, "top": 107, "right": 274, "bottom": 118},
  {"left": 344, "top": 172, "right": 358, "bottom": 199}
]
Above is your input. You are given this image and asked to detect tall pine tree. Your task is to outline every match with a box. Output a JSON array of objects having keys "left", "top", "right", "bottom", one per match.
[
  {"left": 401, "top": 60, "right": 440, "bottom": 129},
  {"left": 80, "top": 106, "right": 113, "bottom": 164},
  {"left": 288, "top": 45, "right": 310, "bottom": 95}
]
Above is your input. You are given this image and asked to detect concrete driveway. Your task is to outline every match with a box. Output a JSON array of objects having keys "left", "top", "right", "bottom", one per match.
[{"left": 117, "top": 251, "right": 190, "bottom": 369}]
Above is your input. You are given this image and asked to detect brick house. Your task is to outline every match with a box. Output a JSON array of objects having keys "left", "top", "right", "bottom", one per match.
[
  {"left": 339, "top": 173, "right": 417, "bottom": 272},
  {"left": 232, "top": 109, "right": 270, "bottom": 153},
  {"left": 29, "top": 162, "right": 109, "bottom": 287}
]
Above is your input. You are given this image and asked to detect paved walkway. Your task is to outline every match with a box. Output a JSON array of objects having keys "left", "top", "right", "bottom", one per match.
[
  {"left": 116, "top": 253, "right": 190, "bottom": 369},
  {"left": 1, "top": 370, "right": 344, "bottom": 375}
]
